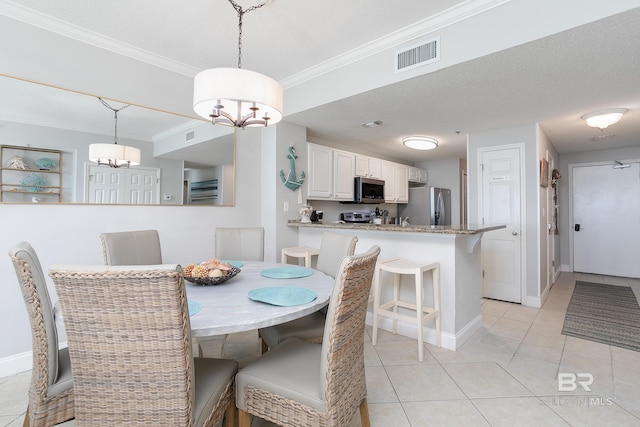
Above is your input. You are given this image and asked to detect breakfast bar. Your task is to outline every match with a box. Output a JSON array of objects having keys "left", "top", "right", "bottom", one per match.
[{"left": 288, "top": 221, "right": 505, "bottom": 350}]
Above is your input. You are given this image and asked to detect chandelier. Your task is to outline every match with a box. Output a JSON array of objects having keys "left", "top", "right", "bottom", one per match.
[
  {"left": 193, "top": 0, "right": 283, "bottom": 128},
  {"left": 89, "top": 98, "right": 141, "bottom": 168}
]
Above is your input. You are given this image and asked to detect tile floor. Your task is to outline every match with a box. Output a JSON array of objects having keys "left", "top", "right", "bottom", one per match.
[{"left": 2, "top": 272, "right": 640, "bottom": 426}]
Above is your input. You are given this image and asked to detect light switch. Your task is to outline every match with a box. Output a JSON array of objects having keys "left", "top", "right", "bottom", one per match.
[{"left": 284, "top": 202, "right": 289, "bottom": 212}]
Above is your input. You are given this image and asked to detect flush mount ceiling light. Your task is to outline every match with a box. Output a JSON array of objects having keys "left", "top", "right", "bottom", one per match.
[
  {"left": 193, "top": 0, "right": 283, "bottom": 128},
  {"left": 581, "top": 108, "right": 628, "bottom": 130},
  {"left": 402, "top": 136, "right": 438, "bottom": 150},
  {"left": 89, "top": 98, "right": 141, "bottom": 168}
]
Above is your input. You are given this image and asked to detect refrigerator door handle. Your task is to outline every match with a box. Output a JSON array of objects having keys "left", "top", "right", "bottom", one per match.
[{"left": 437, "top": 191, "right": 445, "bottom": 225}]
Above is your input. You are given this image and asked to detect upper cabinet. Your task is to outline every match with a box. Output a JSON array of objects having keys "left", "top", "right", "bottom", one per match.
[
  {"left": 381, "top": 161, "right": 409, "bottom": 203},
  {"left": 307, "top": 143, "right": 355, "bottom": 201},
  {"left": 355, "top": 155, "right": 382, "bottom": 179},
  {"left": 409, "top": 166, "right": 428, "bottom": 184}
]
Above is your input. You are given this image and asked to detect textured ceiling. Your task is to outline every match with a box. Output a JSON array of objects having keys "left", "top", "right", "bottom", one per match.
[{"left": 1, "top": 1, "right": 639, "bottom": 163}]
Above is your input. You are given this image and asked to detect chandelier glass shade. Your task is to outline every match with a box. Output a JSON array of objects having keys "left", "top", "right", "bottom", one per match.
[
  {"left": 89, "top": 97, "right": 140, "bottom": 168},
  {"left": 89, "top": 143, "right": 141, "bottom": 168},
  {"left": 193, "top": 0, "right": 283, "bottom": 129},
  {"left": 402, "top": 136, "right": 439, "bottom": 150},
  {"left": 193, "top": 67, "right": 283, "bottom": 128},
  {"left": 581, "top": 108, "right": 628, "bottom": 130}
]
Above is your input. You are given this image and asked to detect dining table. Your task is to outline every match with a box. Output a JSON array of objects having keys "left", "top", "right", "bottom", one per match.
[{"left": 185, "top": 261, "right": 334, "bottom": 338}]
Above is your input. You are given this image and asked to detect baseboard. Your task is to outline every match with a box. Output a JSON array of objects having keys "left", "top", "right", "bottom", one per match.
[
  {"left": 0, "top": 350, "right": 31, "bottom": 378},
  {"left": 561, "top": 264, "right": 571, "bottom": 272},
  {"left": 365, "top": 312, "right": 482, "bottom": 351},
  {"left": 523, "top": 294, "right": 542, "bottom": 308}
]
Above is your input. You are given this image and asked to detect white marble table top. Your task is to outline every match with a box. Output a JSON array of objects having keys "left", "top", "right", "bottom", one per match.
[{"left": 185, "top": 261, "right": 333, "bottom": 337}]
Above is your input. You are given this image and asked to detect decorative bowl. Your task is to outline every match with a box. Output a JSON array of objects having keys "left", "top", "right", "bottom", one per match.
[{"left": 184, "top": 266, "right": 241, "bottom": 286}]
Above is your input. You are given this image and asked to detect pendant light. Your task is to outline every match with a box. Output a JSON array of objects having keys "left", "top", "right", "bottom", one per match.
[
  {"left": 193, "top": 0, "right": 283, "bottom": 128},
  {"left": 89, "top": 98, "right": 141, "bottom": 168}
]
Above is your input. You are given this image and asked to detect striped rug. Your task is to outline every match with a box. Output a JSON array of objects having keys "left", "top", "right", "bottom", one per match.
[{"left": 562, "top": 281, "right": 640, "bottom": 352}]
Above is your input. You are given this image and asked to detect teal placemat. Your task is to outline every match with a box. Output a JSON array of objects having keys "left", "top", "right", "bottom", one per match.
[
  {"left": 260, "top": 267, "right": 313, "bottom": 279},
  {"left": 248, "top": 287, "right": 317, "bottom": 306},
  {"left": 188, "top": 299, "right": 202, "bottom": 316}
]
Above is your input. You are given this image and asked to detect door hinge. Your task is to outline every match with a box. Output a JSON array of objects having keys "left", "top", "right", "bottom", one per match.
[{"left": 482, "top": 270, "right": 485, "bottom": 278}]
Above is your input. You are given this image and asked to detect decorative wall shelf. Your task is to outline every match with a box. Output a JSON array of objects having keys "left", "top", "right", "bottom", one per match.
[{"left": 1, "top": 145, "right": 62, "bottom": 202}]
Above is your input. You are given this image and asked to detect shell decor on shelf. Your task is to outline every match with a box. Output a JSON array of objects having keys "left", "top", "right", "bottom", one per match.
[
  {"left": 19, "top": 173, "right": 48, "bottom": 192},
  {"left": 8, "top": 156, "right": 28, "bottom": 169},
  {"left": 35, "top": 157, "right": 57, "bottom": 170}
]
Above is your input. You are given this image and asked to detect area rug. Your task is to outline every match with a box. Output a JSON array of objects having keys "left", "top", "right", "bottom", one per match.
[{"left": 562, "top": 281, "right": 640, "bottom": 352}]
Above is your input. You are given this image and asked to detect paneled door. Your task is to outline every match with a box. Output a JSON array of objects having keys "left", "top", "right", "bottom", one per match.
[
  {"left": 572, "top": 161, "right": 640, "bottom": 278},
  {"left": 479, "top": 145, "right": 524, "bottom": 303},
  {"left": 86, "top": 164, "right": 160, "bottom": 204}
]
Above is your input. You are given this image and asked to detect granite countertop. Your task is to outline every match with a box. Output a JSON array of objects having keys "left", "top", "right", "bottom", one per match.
[{"left": 288, "top": 220, "right": 505, "bottom": 235}]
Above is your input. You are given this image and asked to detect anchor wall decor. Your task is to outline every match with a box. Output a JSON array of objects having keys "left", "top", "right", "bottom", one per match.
[{"left": 280, "top": 143, "right": 305, "bottom": 191}]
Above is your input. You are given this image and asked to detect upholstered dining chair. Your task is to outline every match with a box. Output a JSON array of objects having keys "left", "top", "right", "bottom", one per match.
[
  {"left": 236, "top": 245, "right": 380, "bottom": 427},
  {"left": 49, "top": 264, "right": 238, "bottom": 427},
  {"left": 100, "top": 229, "right": 162, "bottom": 265},
  {"left": 9, "top": 242, "right": 74, "bottom": 427},
  {"left": 258, "top": 232, "right": 358, "bottom": 351},
  {"left": 214, "top": 227, "right": 264, "bottom": 261}
]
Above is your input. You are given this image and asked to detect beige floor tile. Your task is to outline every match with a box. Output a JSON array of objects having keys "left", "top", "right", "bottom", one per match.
[
  {"left": 444, "top": 362, "right": 532, "bottom": 398},
  {"left": 505, "top": 354, "right": 564, "bottom": 396},
  {"left": 612, "top": 378, "right": 640, "bottom": 417},
  {"left": 562, "top": 336, "right": 612, "bottom": 362},
  {"left": 366, "top": 403, "right": 411, "bottom": 427},
  {"left": 503, "top": 304, "right": 539, "bottom": 323},
  {"left": 473, "top": 397, "right": 570, "bottom": 427},
  {"left": 515, "top": 340, "right": 564, "bottom": 365},
  {"left": 365, "top": 366, "right": 398, "bottom": 404},
  {"left": 402, "top": 400, "right": 491, "bottom": 427},
  {"left": 545, "top": 396, "right": 640, "bottom": 426},
  {"left": 364, "top": 340, "right": 383, "bottom": 366},
  {"left": 373, "top": 340, "right": 437, "bottom": 365},
  {"left": 0, "top": 372, "right": 29, "bottom": 417},
  {"left": 385, "top": 364, "right": 467, "bottom": 402}
]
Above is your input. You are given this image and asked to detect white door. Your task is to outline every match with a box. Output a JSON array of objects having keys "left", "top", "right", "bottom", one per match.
[
  {"left": 86, "top": 165, "right": 160, "bottom": 204},
  {"left": 479, "top": 146, "right": 524, "bottom": 303},
  {"left": 572, "top": 162, "right": 640, "bottom": 278}
]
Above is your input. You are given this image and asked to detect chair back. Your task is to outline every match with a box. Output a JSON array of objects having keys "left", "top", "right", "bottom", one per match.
[
  {"left": 49, "top": 264, "right": 194, "bottom": 425},
  {"left": 215, "top": 227, "right": 264, "bottom": 261},
  {"left": 100, "top": 229, "right": 162, "bottom": 265},
  {"left": 315, "top": 232, "right": 358, "bottom": 278},
  {"left": 9, "top": 242, "right": 74, "bottom": 426},
  {"left": 320, "top": 245, "right": 380, "bottom": 411}
]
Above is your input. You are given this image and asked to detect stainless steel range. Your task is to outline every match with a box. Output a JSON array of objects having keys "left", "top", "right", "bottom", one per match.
[{"left": 341, "top": 211, "right": 372, "bottom": 223}]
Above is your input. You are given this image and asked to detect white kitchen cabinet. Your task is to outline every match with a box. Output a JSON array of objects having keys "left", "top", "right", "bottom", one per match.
[
  {"left": 409, "top": 166, "right": 428, "bottom": 183},
  {"left": 307, "top": 143, "right": 354, "bottom": 201},
  {"left": 356, "top": 155, "right": 382, "bottom": 179},
  {"left": 382, "top": 161, "right": 409, "bottom": 203}
]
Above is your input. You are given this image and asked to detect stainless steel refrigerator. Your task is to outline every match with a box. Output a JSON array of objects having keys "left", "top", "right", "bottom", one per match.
[{"left": 398, "top": 186, "right": 451, "bottom": 226}]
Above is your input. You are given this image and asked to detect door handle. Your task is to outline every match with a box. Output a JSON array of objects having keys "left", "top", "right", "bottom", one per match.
[
  {"left": 574, "top": 224, "right": 581, "bottom": 232},
  {"left": 512, "top": 231, "right": 518, "bottom": 236}
]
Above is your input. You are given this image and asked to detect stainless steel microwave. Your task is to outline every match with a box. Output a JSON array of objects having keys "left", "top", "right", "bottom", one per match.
[{"left": 354, "top": 177, "right": 385, "bottom": 204}]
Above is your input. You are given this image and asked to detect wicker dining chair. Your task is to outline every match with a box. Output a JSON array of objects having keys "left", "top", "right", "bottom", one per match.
[
  {"left": 236, "top": 245, "right": 380, "bottom": 427},
  {"left": 9, "top": 242, "right": 74, "bottom": 427},
  {"left": 258, "top": 232, "right": 358, "bottom": 352},
  {"left": 100, "top": 229, "right": 162, "bottom": 265},
  {"left": 49, "top": 264, "right": 238, "bottom": 427}
]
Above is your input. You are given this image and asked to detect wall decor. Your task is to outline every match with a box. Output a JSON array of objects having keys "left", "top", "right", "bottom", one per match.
[
  {"left": 540, "top": 158, "right": 549, "bottom": 187},
  {"left": 280, "top": 143, "right": 305, "bottom": 191}
]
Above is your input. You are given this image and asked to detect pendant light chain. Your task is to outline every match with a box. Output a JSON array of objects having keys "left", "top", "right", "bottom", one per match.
[
  {"left": 228, "top": 0, "right": 267, "bottom": 69},
  {"left": 98, "top": 97, "right": 130, "bottom": 145}
]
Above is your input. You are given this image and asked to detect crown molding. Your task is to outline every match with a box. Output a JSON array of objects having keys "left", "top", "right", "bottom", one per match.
[
  {"left": 0, "top": 0, "right": 199, "bottom": 77},
  {"left": 0, "top": 0, "right": 511, "bottom": 87},
  {"left": 279, "top": 0, "right": 512, "bottom": 89}
]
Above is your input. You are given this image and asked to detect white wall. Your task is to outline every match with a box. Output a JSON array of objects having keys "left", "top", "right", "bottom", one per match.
[{"left": 0, "top": 129, "right": 263, "bottom": 375}]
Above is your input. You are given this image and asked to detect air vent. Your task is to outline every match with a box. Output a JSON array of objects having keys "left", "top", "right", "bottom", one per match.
[
  {"left": 395, "top": 36, "right": 440, "bottom": 73},
  {"left": 185, "top": 130, "right": 195, "bottom": 142}
]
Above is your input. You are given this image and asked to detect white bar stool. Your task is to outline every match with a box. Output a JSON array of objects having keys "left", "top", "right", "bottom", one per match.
[
  {"left": 281, "top": 246, "right": 320, "bottom": 267},
  {"left": 372, "top": 258, "right": 441, "bottom": 361}
]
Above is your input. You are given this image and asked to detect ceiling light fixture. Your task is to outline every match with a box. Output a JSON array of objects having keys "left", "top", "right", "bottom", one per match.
[
  {"left": 193, "top": 0, "right": 283, "bottom": 128},
  {"left": 89, "top": 98, "right": 141, "bottom": 168},
  {"left": 362, "top": 120, "right": 383, "bottom": 128},
  {"left": 581, "top": 108, "right": 628, "bottom": 130},
  {"left": 402, "top": 136, "right": 438, "bottom": 150}
]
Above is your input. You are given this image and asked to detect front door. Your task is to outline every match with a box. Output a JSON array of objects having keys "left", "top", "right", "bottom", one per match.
[
  {"left": 479, "top": 145, "right": 524, "bottom": 303},
  {"left": 572, "top": 161, "right": 640, "bottom": 278}
]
